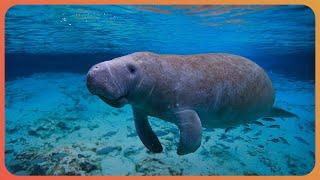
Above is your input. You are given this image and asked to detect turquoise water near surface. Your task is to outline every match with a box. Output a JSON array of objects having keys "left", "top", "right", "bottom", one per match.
[{"left": 5, "top": 5, "right": 315, "bottom": 175}]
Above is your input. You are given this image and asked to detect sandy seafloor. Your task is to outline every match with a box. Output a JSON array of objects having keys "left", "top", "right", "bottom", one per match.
[{"left": 5, "top": 72, "right": 315, "bottom": 176}]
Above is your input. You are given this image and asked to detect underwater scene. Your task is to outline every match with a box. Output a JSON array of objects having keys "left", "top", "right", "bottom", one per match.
[{"left": 5, "top": 5, "right": 315, "bottom": 176}]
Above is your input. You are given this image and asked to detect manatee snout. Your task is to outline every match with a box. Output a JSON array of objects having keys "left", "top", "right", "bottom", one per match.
[
  {"left": 86, "top": 63, "right": 112, "bottom": 96},
  {"left": 86, "top": 60, "right": 141, "bottom": 108}
]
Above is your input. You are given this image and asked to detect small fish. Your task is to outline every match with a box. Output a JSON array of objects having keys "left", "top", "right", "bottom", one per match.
[
  {"left": 242, "top": 127, "right": 252, "bottom": 133},
  {"left": 268, "top": 125, "right": 280, "bottom": 129},
  {"left": 217, "top": 143, "right": 230, "bottom": 149},
  {"left": 102, "top": 131, "right": 117, "bottom": 137},
  {"left": 298, "top": 124, "right": 304, "bottom": 130},
  {"left": 112, "top": 111, "right": 119, "bottom": 116},
  {"left": 279, "top": 137, "right": 289, "bottom": 144},
  {"left": 239, "top": 162, "right": 246, "bottom": 166},
  {"left": 309, "top": 150, "right": 315, "bottom": 159},
  {"left": 234, "top": 146, "right": 239, "bottom": 152},
  {"left": 219, "top": 134, "right": 228, "bottom": 140},
  {"left": 223, "top": 139, "right": 234, "bottom": 143},
  {"left": 234, "top": 136, "right": 244, "bottom": 141},
  {"left": 247, "top": 150, "right": 257, "bottom": 156},
  {"left": 258, "top": 145, "right": 264, "bottom": 148},
  {"left": 225, "top": 127, "right": 235, "bottom": 133},
  {"left": 252, "top": 121, "right": 264, "bottom": 126},
  {"left": 204, "top": 136, "right": 210, "bottom": 143},
  {"left": 126, "top": 118, "right": 133, "bottom": 121},
  {"left": 254, "top": 131, "right": 262, "bottom": 136},
  {"left": 262, "top": 117, "right": 276, "bottom": 122},
  {"left": 243, "top": 123, "right": 250, "bottom": 127},
  {"left": 294, "top": 136, "right": 310, "bottom": 145},
  {"left": 155, "top": 130, "right": 167, "bottom": 137},
  {"left": 117, "top": 109, "right": 125, "bottom": 113},
  {"left": 268, "top": 138, "right": 280, "bottom": 143}
]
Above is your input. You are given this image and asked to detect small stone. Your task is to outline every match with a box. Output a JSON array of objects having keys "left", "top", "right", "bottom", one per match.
[
  {"left": 127, "top": 132, "right": 137, "bottom": 137},
  {"left": 8, "top": 138, "right": 19, "bottom": 144},
  {"left": 135, "top": 158, "right": 182, "bottom": 175},
  {"left": 65, "top": 117, "right": 78, "bottom": 121},
  {"left": 64, "top": 171, "right": 80, "bottom": 175},
  {"left": 7, "top": 126, "right": 18, "bottom": 134},
  {"left": 51, "top": 152, "right": 68, "bottom": 161},
  {"left": 9, "top": 159, "right": 25, "bottom": 172},
  {"left": 243, "top": 171, "right": 259, "bottom": 176},
  {"left": 247, "top": 150, "right": 257, "bottom": 156},
  {"left": 56, "top": 122, "right": 70, "bottom": 130},
  {"left": 36, "top": 125, "right": 49, "bottom": 131},
  {"left": 15, "top": 170, "right": 30, "bottom": 175},
  {"left": 101, "top": 157, "right": 134, "bottom": 175},
  {"left": 96, "top": 146, "right": 122, "bottom": 155},
  {"left": 79, "top": 161, "right": 97, "bottom": 173},
  {"left": 5, "top": 148, "right": 14, "bottom": 154},
  {"left": 28, "top": 130, "right": 39, "bottom": 136},
  {"left": 73, "top": 126, "right": 81, "bottom": 131},
  {"left": 88, "top": 124, "right": 99, "bottom": 131},
  {"left": 77, "top": 154, "right": 90, "bottom": 158},
  {"left": 29, "top": 164, "right": 48, "bottom": 175},
  {"left": 31, "top": 157, "right": 47, "bottom": 165},
  {"left": 16, "top": 151, "right": 35, "bottom": 159},
  {"left": 123, "top": 147, "right": 138, "bottom": 157}
]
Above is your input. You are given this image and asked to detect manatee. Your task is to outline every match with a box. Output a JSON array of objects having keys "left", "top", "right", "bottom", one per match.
[{"left": 86, "top": 52, "right": 296, "bottom": 155}]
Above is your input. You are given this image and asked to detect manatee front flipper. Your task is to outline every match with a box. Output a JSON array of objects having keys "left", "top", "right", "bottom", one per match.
[
  {"left": 133, "top": 108, "right": 163, "bottom": 153},
  {"left": 175, "top": 109, "right": 202, "bottom": 155}
]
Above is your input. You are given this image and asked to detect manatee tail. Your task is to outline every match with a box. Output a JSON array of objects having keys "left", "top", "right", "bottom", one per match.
[{"left": 264, "top": 107, "right": 298, "bottom": 118}]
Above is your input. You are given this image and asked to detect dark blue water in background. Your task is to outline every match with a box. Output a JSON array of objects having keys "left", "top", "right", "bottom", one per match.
[{"left": 5, "top": 5, "right": 315, "bottom": 81}]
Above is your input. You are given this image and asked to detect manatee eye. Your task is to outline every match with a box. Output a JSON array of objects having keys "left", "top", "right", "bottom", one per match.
[{"left": 127, "top": 64, "right": 136, "bottom": 74}]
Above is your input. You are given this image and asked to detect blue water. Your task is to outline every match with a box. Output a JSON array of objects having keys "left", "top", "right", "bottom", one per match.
[{"left": 5, "top": 5, "right": 315, "bottom": 175}]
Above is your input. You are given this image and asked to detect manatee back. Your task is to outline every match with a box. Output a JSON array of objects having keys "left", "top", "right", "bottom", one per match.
[{"left": 133, "top": 52, "right": 274, "bottom": 124}]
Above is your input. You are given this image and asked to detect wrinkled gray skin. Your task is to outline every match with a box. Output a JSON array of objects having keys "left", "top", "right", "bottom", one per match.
[{"left": 86, "top": 52, "right": 275, "bottom": 155}]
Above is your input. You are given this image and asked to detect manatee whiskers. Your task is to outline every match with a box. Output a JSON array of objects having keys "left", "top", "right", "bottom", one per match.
[
  {"left": 106, "top": 64, "right": 123, "bottom": 96},
  {"left": 147, "top": 84, "right": 155, "bottom": 98},
  {"left": 136, "top": 76, "right": 145, "bottom": 89}
]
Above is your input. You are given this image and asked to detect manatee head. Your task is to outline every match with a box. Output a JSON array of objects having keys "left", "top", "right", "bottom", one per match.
[{"left": 86, "top": 57, "right": 142, "bottom": 108}]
